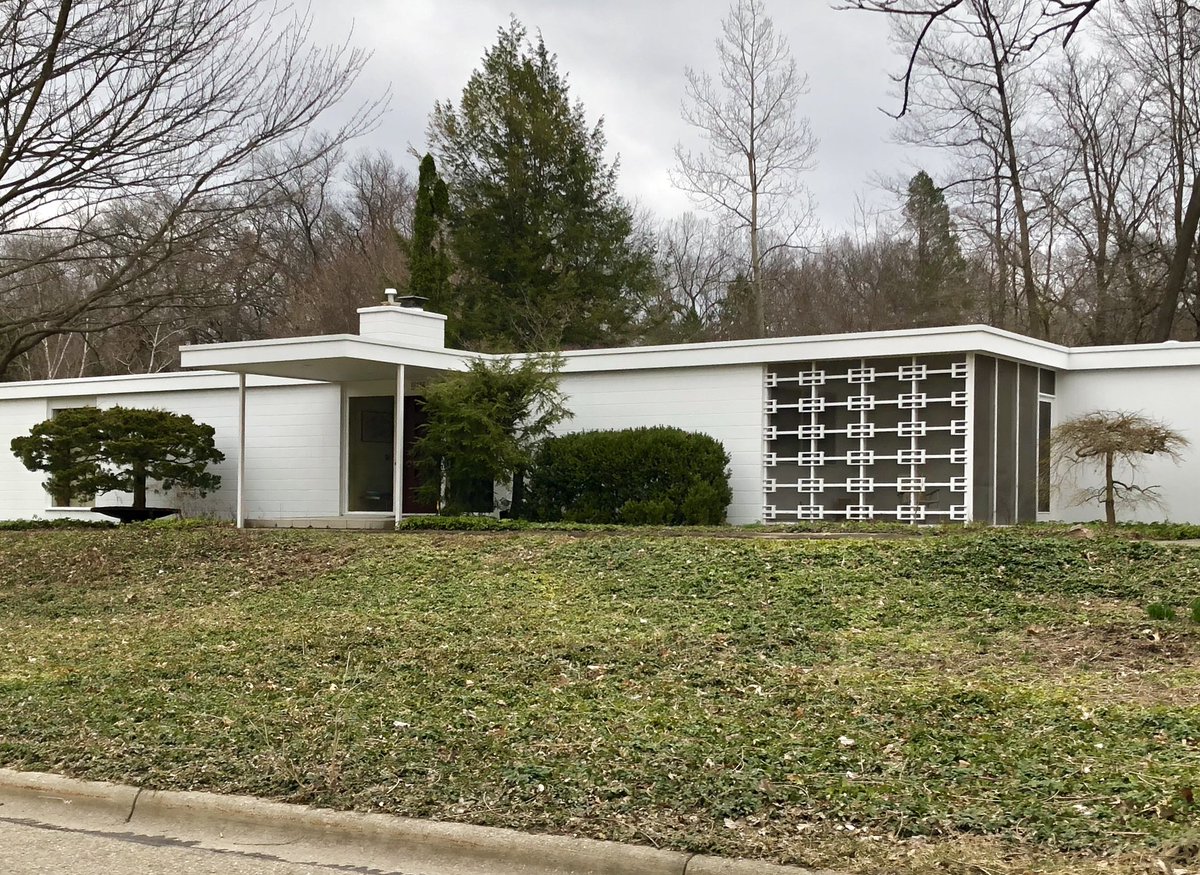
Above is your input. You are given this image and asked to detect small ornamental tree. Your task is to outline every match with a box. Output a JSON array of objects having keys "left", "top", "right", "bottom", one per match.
[
  {"left": 11, "top": 407, "right": 224, "bottom": 510},
  {"left": 98, "top": 407, "right": 224, "bottom": 509},
  {"left": 1052, "top": 410, "right": 1189, "bottom": 524},
  {"left": 411, "top": 355, "right": 569, "bottom": 515},
  {"left": 10, "top": 407, "right": 108, "bottom": 507}
]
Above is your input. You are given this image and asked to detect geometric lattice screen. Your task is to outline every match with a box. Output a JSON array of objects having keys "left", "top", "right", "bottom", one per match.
[{"left": 764, "top": 355, "right": 969, "bottom": 522}]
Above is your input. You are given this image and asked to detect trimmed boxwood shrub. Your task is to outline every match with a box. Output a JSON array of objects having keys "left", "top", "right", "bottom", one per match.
[{"left": 524, "top": 426, "right": 732, "bottom": 525}]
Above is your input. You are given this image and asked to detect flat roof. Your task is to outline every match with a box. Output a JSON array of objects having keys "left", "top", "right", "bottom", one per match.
[
  {"left": 179, "top": 322, "right": 1200, "bottom": 376},
  {"left": 6, "top": 323, "right": 1200, "bottom": 399}
]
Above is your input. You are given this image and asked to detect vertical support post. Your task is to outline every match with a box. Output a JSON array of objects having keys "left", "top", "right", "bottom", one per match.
[
  {"left": 394, "top": 364, "right": 406, "bottom": 528},
  {"left": 963, "top": 353, "right": 975, "bottom": 525},
  {"left": 237, "top": 372, "right": 246, "bottom": 529}
]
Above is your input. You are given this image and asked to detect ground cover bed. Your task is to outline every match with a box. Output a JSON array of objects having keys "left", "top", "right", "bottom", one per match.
[{"left": 1, "top": 525, "right": 1198, "bottom": 873}]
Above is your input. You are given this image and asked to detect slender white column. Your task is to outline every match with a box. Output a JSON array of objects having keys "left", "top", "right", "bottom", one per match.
[
  {"left": 394, "top": 364, "right": 406, "bottom": 527},
  {"left": 237, "top": 372, "right": 246, "bottom": 529}
]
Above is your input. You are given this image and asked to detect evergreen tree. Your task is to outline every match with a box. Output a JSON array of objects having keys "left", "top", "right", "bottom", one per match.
[
  {"left": 10, "top": 407, "right": 108, "bottom": 507},
  {"left": 902, "top": 171, "right": 970, "bottom": 325},
  {"left": 11, "top": 407, "right": 223, "bottom": 510},
  {"left": 408, "top": 153, "right": 451, "bottom": 310},
  {"left": 98, "top": 408, "right": 224, "bottom": 509},
  {"left": 411, "top": 355, "right": 568, "bottom": 515},
  {"left": 427, "top": 20, "right": 654, "bottom": 350}
]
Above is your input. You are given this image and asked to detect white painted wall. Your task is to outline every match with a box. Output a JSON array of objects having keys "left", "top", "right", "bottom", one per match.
[
  {"left": 0, "top": 398, "right": 63, "bottom": 521},
  {"left": 557, "top": 364, "right": 764, "bottom": 524},
  {"left": 1053, "top": 366, "right": 1200, "bottom": 523},
  {"left": 357, "top": 306, "right": 447, "bottom": 348},
  {"left": 0, "top": 381, "right": 342, "bottom": 521}
]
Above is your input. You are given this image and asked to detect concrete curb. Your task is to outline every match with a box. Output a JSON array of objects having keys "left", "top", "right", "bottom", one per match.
[
  {"left": 0, "top": 768, "right": 834, "bottom": 875},
  {"left": 0, "top": 768, "right": 138, "bottom": 829}
]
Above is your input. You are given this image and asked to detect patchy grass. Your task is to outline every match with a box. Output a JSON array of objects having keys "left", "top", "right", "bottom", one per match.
[{"left": 1, "top": 527, "right": 1198, "bottom": 874}]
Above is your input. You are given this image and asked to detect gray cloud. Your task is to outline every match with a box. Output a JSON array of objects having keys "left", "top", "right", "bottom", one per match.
[{"left": 310, "top": 0, "right": 942, "bottom": 231}]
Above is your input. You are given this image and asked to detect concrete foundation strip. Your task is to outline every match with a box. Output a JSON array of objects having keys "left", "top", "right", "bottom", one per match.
[{"left": 0, "top": 768, "right": 835, "bottom": 875}]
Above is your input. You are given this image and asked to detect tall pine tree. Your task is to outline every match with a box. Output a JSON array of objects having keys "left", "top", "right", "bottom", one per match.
[
  {"left": 902, "top": 170, "right": 969, "bottom": 325},
  {"left": 408, "top": 153, "right": 451, "bottom": 311},
  {"left": 427, "top": 20, "right": 654, "bottom": 350}
]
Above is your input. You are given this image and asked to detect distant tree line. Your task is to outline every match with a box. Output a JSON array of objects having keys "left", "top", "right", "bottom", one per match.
[{"left": 3, "top": 0, "right": 1200, "bottom": 383}]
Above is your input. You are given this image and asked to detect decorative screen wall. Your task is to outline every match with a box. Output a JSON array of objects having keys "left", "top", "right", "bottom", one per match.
[{"left": 763, "top": 355, "right": 970, "bottom": 522}]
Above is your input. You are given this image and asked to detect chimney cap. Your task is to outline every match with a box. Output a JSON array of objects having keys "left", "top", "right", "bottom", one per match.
[{"left": 382, "top": 288, "right": 427, "bottom": 309}]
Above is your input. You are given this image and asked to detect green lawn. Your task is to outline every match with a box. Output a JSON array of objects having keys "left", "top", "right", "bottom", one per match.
[{"left": 1, "top": 526, "right": 1198, "bottom": 874}]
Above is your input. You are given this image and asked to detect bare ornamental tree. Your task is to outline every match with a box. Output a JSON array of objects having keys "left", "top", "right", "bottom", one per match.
[
  {"left": 0, "top": 0, "right": 385, "bottom": 380},
  {"left": 1052, "top": 409, "right": 1189, "bottom": 524},
  {"left": 673, "top": 0, "right": 818, "bottom": 338}
]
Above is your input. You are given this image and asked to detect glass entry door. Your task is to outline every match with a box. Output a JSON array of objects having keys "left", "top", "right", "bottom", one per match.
[
  {"left": 348, "top": 396, "right": 395, "bottom": 512},
  {"left": 346, "top": 395, "right": 436, "bottom": 514}
]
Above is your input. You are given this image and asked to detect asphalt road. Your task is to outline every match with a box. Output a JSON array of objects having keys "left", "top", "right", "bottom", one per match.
[{"left": 0, "top": 817, "right": 419, "bottom": 875}]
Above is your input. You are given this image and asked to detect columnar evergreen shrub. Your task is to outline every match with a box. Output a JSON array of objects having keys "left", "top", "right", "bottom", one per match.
[{"left": 524, "top": 427, "right": 732, "bottom": 525}]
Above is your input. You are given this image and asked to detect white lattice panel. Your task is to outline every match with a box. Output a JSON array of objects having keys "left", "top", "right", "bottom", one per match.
[{"left": 764, "top": 355, "right": 970, "bottom": 525}]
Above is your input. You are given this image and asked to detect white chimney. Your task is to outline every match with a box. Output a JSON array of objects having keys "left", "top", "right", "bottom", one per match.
[{"left": 357, "top": 292, "right": 447, "bottom": 349}]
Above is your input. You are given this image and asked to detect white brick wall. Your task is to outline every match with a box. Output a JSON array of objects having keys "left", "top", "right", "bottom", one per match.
[
  {"left": 0, "top": 398, "right": 60, "bottom": 519},
  {"left": 0, "top": 383, "right": 342, "bottom": 521},
  {"left": 557, "top": 364, "right": 765, "bottom": 524}
]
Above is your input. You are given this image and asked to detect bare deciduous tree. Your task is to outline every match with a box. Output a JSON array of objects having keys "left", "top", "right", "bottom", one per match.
[
  {"left": 891, "top": 0, "right": 1051, "bottom": 336},
  {"left": 0, "top": 0, "right": 384, "bottom": 380},
  {"left": 651, "top": 213, "right": 741, "bottom": 341},
  {"left": 1104, "top": 0, "right": 1200, "bottom": 340},
  {"left": 1036, "top": 51, "right": 1167, "bottom": 343},
  {"left": 673, "top": 0, "right": 817, "bottom": 337},
  {"left": 842, "top": 0, "right": 1124, "bottom": 117}
]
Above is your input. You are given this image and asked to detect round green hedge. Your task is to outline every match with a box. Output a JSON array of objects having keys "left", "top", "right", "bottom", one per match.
[{"left": 524, "top": 426, "right": 732, "bottom": 525}]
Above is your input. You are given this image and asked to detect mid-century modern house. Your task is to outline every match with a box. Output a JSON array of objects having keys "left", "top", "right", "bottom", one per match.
[{"left": 2, "top": 293, "right": 1199, "bottom": 526}]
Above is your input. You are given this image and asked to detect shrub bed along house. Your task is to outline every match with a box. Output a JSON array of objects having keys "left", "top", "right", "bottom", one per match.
[{"left": 523, "top": 426, "right": 732, "bottom": 524}]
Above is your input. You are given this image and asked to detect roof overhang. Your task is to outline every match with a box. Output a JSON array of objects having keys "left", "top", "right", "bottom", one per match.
[
  {"left": 539, "top": 325, "right": 1075, "bottom": 373},
  {"left": 176, "top": 323, "right": 1200, "bottom": 383},
  {"left": 179, "top": 334, "right": 474, "bottom": 383}
]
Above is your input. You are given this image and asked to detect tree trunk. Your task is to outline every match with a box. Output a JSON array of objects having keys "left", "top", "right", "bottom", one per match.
[
  {"left": 1153, "top": 170, "right": 1200, "bottom": 342},
  {"left": 1104, "top": 451, "right": 1116, "bottom": 525},
  {"left": 510, "top": 467, "right": 526, "bottom": 519},
  {"left": 133, "top": 463, "right": 147, "bottom": 509},
  {"left": 750, "top": 196, "right": 764, "bottom": 337},
  {"left": 987, "top": 29, "right": 1043, "bottom": 338},
  {"left": 748, "top": 135, "right": 764, "bottom": 338}
]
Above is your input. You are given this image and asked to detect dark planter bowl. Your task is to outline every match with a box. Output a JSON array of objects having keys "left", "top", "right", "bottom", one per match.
[{"left": 91, "top": 506, "right": 180, "bottom": 524}]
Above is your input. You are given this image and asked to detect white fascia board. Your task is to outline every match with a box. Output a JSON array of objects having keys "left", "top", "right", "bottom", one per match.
[
  {"left": 125, "top": 323, "right": 1200, "bottom": 390},
  {"left": 0, "top": 370, "right": 310, "bottom": 401},
  {"left": 525, "top": 325, "right": 1073, "bottom": 374},
  {"left": 180, "top": 335, "right": 474, "bottom": 373},
  {"left": 1064, "top": 342, "right": 1200, "bottom": 371}
]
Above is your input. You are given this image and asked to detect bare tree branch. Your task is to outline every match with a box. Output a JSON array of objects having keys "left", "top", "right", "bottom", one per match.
[
  {"left": 839, "top": 0, "right": 1119, "bottom": 117},
  {"left": 0, "top": 0, "right": 386, "bottom": 379}
]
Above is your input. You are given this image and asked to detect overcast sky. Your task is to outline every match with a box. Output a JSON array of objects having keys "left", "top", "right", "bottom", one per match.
[{"left": 309, "top": 0, "right": 940, "bottom": 233}]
